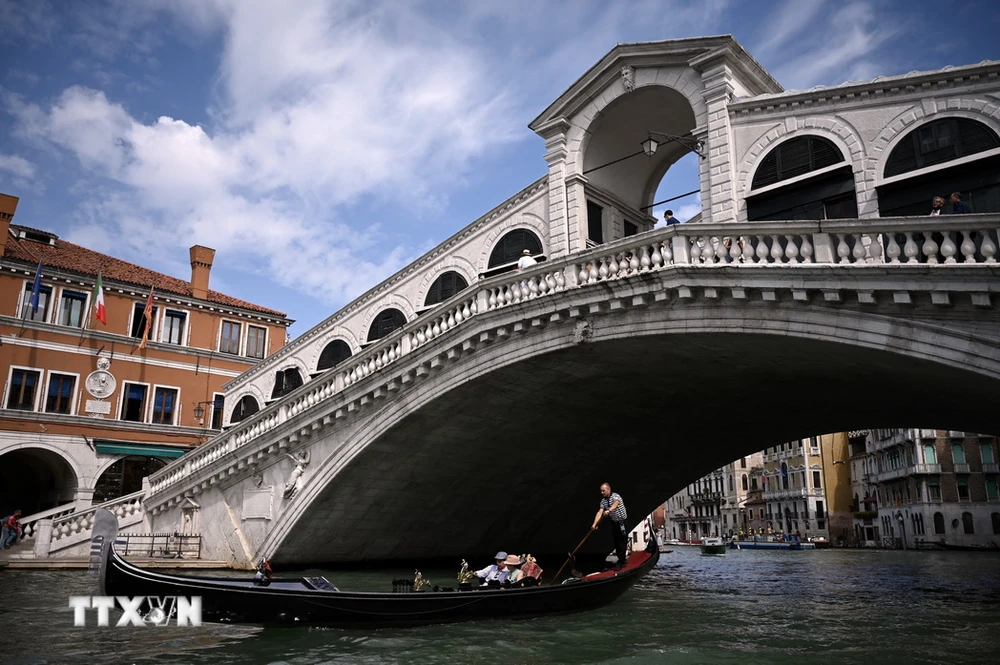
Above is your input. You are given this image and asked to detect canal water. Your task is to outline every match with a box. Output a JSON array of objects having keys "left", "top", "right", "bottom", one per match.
[{"left": 2, "top": 546, "right": 999, "bottom": 664}]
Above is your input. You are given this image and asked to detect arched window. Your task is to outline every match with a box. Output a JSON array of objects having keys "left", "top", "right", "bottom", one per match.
[
  {"left": 986, "top": 480, "right": 999, "bottom": 501},
  {"left": 884, "top": 118, "right": 999, "bottom": 178},
  {"left": 962, "top": 511, "right": 975, "bottom": 535},
  {"left": 728, "top": 475, "right": 734, "bottom": 492},
  {"left": 752, "top": 136, "right": 844, "bottom": 190},
  {"left": 741, "top": 474, "right": 749, "bottom": 492},
  {"left": 924, "top": 444, "right": 937, "bottom": 465},
  {"left": 952, "top": 444, "right": 966, "bottom": 465},
  {"left": 981, "top": 443, "right": 995, "bottom": 465},
  {"left": 271, "top": 367, "right": 303, "bottom": 399},
  {"left": 933, "top": 512, "right": 945, "bottom": 534},
  {"left": 488, "top": 229, "right": 543, "bottom": 269},
  {"left": 231, "top": 395, "right": 259, "bottom": 424},
  {"left": 317, "top": 340, "right": 352, "bottom": 371},
  {"left": 93, "top": 455, "right": 166, "bottom": 504},
  {"left": 852, "top": 494, "right": 860, "bottom": 512},
  {"left": 367, "top": 308, "right": 407, "bottom": 342},
  {"left": 424, "top": 271, "right": 469, "bottom": 307},
  {"left": 781, "top": 463, "right": 789, "bottom": 490}
]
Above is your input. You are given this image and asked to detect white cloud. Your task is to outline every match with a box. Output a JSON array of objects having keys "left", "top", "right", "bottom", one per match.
[{"left": 0, "top": 153, "right": 36, "bottom": 179}]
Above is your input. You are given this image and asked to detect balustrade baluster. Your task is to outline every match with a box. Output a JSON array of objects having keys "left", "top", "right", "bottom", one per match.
[
  {"left": 703, "top": 238, "right": 717, "bottom": 264},
  {"left": 640, "top": 246, "right": 652, "bottom": 271},
  {"left": 690, "top": 238, "right": 703, "bottom": 263},
  {"left": 886, "top": 234, "right": 901, "bottom": 263},
  {"left": 981, "top": 230, "right": 997, "bottom": 263},
  {"left": 741, "top": 236, "right": 757, "bottom": 264},
  {"left": 784, "top": 235, "right": 799, "bottom": 264},
  {"left": 770, "top": 235, "right": 784, "bottom": 263},
  {"left": 903, "top": 233, "right": 919, "bottom": 263},
  {"left": 922, "top": 232, "right": 940, "bottom": 264},
  {"left": 799, "top": 235, "right": 814, "bottom": 263},
  {"left": 756, "top": 236, "right": 770, "bottom": 263},
  {"left": 959, "top": 231, "right": 976, "bottom": 262},
  {"left": 837, "top": 234, "right": 852, "bottom": 264},
  {"left": 729, "top": 237, "right": 743, "bottom": 263},
  {"left": 852, "top": 234, "right": 867, "bottom": 263},
  {"left": 597, "top": 258, "right": 609, "bottom": 280},
  {"left": 940, "top": 232, "right": 958, "bottom": 264}
]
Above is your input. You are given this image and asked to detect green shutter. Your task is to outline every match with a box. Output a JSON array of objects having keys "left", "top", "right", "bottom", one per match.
[{"left": 94, "top": 441, "right": 189, "bottom": 458}]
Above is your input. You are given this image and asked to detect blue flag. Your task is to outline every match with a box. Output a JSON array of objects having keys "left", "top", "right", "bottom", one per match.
[{"left": 29, "top": 260, "right": 43, "bottom": 314}]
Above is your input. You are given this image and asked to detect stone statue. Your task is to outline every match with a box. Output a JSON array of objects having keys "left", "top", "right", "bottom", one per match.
[
  {"left": 282, "top": 451, "right": 311, "bottom": 499},
  {"left": 620, "top": 64, "right": 635, "bottom": 93}
]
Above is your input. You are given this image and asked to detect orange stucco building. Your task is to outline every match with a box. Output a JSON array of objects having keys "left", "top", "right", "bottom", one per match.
[{"left": 0, "top": 193, "right": 293, "bottom": 516}]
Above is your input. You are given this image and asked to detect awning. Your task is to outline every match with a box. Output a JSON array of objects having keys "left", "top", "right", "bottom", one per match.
[{"left": 94, "top": 441, "right": 190, "bottom": 459}]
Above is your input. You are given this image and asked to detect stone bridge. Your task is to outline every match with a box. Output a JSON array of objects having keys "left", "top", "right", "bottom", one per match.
[{"left": 143, "top": 216, "right": 1000, "bottom": 566}]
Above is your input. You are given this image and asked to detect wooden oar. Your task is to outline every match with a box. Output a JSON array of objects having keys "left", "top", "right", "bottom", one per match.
[{"left": 548, "top": 515, "right": 603, "bottom": 584}]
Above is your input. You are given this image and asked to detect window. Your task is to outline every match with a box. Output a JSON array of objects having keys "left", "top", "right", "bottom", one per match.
[
  {"left": 741, "top": 475, "right": 748, "bottom": 491},
  {"left": 586, "top": 201, "right": 604, "bottom": 244},
  {"left": 45, "top": 373, "right": 76, "bottom": 414},
  {"left": 161, "top": 310, "right": 187, "bottom": 345},
  {"left": 220, "top": 321, "right": 241, "bottom": 354},
  {"left": 884, "top": 118, "right": 999, "bottom": 178},
  {"left": 6, "top": 368, "right": 40, "bottom": 410},
  {"left": 21, "top": 284, "right": 52, "bottom": 322},
  {"left": 151, "top": 387, "right": 178, "bottom": 425},
  {"left": 982, "top": 444, "right": 995, "bottom": 465},
  {"left": 962, "top": 511, "right": 975, "bottom": 535},
  {"left": 231, "top": 395, "right": 259, "bottom": 424},
  {"left": 924, "top": 444, "right": 937, "bottom": 465},
  {"left": 993, "top": 513, "right": 1000, "bottom": 535},
  {"left": 933, "top": 512, "right": 945, "bottom": 534},
  {"left": 929, "top": 481, "right": 941, "bottom": 501},
  {"left": 211, "top": 394, "right": 224, "bottom": 430},
  {"left": 728, "top": 475, "right": 734, "bottom": 492},
  {"left": 987, "top": 480, "right": 999, "bottom": 501},
  {"left": 952, "top": 444, "right": 966, "bottom": 465},
  {"left": 816, "top": 500, "right": 825, "bottom": 519},
  {"left": 246, "top": 325, "right": 267, "bottom": 359},
  {"left": 740, "top": 457, "right": 747, "bottom": 469},
  {"left": 487, "top": 229, "right": 543, "bottom": 268},
  {"left": 781, "top": 463, "right": 789, "bottom": 490},
  {"left": 120, "top": 383, "right": 148, "bottom": 422},
  {"left": 93, "top": 456, "right": 166, "bottom": 504},
  {"left": 58, "top": 290, "right": 88, "bottom": 328},
  {"left": 623, "top": 221, "right": 638, "bottom": 237},
  {"left": 424, "top": 271, "right": 469, "bottom": 307},
  {"left": 751, "top": 136, "right": 844, "bottom": 189},
  {"left": 367, "top": 308, "right": 407, "bottom": 342},
  {"left": 813, "top": 471, "right": 822, "bottom": 489},
  {"left": 317, "top": 340, "right": 352, "bottom": 371},
  {"left": 271, "top": 368, "right": 303, "bottom": 399},
  {"left": 130, "top": 302, "right": 158, "bottom": 338},
  {"left": 957, "top": 481, "right": 970, "bottom": 502}
]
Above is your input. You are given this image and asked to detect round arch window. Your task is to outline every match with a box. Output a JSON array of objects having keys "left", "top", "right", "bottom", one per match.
[
  {"left": 367, "top": 308, "right": 407, "bottom": 342},
  {"left": 231, "top": 395, "right": 260, "bottom": 424},
  {"left": 317, "top": 340, "right": 352, "bottom": 371},
  {"left": 488, "top": 230, "right": 543, "bottom": 268},
  {"left": 93, "top": 456, "right": 166, "bottom": 504},
  {"left": 424, "top": 271, "right": 469, "bottom": 307}
]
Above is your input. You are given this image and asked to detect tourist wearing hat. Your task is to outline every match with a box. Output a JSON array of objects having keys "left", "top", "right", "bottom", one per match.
[
  {"left": 517, "top": 249, "right": 537, "bottom": 269},
  {"left": 474, "top": 551, "right": 509, "bottom": 584},
  {"left": 502, "top": 554, "right": 524, "bottom": 584}
]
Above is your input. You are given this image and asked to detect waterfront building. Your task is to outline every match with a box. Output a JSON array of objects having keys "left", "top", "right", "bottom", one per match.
[
  {"left": 0, "top": 193, "right": 292, "bottom": 551},
  {"left": 759, "top": 433, "right": 853, "bottom": 542},
  {"left": 662, "top": 453, "right": 763, "bottom": 541},
  {"left": 850, "top": 429, "right": 1000, "bottom": 548}
]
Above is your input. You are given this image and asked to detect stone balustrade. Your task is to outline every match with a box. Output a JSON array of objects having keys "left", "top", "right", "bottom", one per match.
[
  {"left": 18, "top": 503, "right": 76, "bottom": 544},
  {"left": 47, "top": 491, "right": 145, "bottom": 553},
  {"left": 145, "top": 214, "right": 1000, "bottom": 502}
]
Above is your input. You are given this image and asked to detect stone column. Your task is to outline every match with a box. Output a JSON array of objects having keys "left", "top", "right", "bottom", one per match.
[
  {"left": 538, "top": 119, "right": 572, "bottom": 259},
  {"left": 691, "top": 51, "right": 738, "bottom": 223}
]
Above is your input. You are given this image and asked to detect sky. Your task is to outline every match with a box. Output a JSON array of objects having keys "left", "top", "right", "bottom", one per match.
[{"left": 1, "top": 0, "right": 998, "bottom": 336}]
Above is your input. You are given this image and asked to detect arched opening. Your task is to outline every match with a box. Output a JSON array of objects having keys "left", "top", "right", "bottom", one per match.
[
  {"left": 741, "top": 474, "right": 748, "bottom": 492},
  {"left": 93, "top": 455, "right": 166, "bottom": 504},
  {"left": 424, "top": 271, "right": 469, "bottom": 307},
  {"left": 230, "top": 395, "right": 260, "bottom": 424},
  {"left": 962, "top": 511, "right": 975, "bottom": 535},
  {"left": 747, "top": 136, "right": 856, "bottom": 221},
  {"left": 317, "top": 340, "right": 352, "bottom": 372},
  {"left": 992, "top": 512, "right": 1000, "bottom": 535},
  {"left": 933, "top": 511, "right": 946, "bottom": 534},
  {"left": 367, "top": 308, "right": 407, "bottom": 342},
  {"left": 487, "top": 230, "right": 544, "bottom": 273},
  {"left": 728, "top": 475, "right": 734, "bottom": 492},
  {"left": 271, "top": 367, "right": 304, "bottom": 400},
  {"left": 877, "top": 117, "right": 1000, "bottom": 215},
  {"left": 781, "top": 463, "right": 789, "bottom": 490},
  {"left": 0, "top": 448, "right": 78, "bottom": 515}
]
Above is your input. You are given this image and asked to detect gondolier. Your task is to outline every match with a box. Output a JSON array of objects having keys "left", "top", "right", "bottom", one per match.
[{"left": 593, "top": 483, "right": 628, "bottom": 570}]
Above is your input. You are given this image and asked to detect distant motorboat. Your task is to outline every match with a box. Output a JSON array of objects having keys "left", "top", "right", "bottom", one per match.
[
  {"left": 734, "top": 540, "right": 816, "bottom": 551},
  {"left": 699, "top": 537, "right": 727, "bottom": 555}
]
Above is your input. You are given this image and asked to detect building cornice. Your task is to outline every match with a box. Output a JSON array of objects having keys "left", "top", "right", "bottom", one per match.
[
  {"left": 0, "top": 408, "right": 214, "bottom": 438},
  {"left": 223, "top": 176, "right": 549, "bottom": 390},
  {"left": 729, "top": 61, "right": 1000, "bottom": 118}
]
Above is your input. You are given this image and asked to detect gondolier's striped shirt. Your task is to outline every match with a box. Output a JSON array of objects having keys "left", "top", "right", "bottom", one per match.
[{"left": 600, "top": 493, "right": 627, "bottom": 523}]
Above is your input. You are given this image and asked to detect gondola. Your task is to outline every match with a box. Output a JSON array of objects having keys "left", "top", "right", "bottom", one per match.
[{"left": 91, "top": 509, "right": 659, "bottom": 628}]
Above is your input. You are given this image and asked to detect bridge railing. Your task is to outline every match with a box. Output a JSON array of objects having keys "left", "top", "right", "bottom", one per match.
[{"left": 145, "top": 214, "right": 999, "bottom": 500}]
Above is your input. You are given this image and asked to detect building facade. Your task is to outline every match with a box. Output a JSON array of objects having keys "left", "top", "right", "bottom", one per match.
[
  {"left": 0, "top": 193, "right": 292, "bottom": 524},
  {"left": 850, "top": 429, "right": 1000, "bottom": 548},
  {"left": 663, "top": 453, "right": 763, "bottom": 542}
]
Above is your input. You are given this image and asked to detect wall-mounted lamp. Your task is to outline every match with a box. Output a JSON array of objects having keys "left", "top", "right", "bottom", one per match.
[{"left": 192, "top": 401, "right": 215, "bottom": 424}]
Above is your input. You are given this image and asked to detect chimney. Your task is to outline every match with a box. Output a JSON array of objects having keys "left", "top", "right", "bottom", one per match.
[
  {"left": 189, "top": 245, "right": 216, "bottom": 300},
  {"left": 0, "top": 193, "right": 19, "bottom": 257}
]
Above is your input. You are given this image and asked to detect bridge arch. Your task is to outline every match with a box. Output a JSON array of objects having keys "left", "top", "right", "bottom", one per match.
[
  {"left": 258, "top": 295, "right": 1000, "bottom": 564},
  {"left": 0, "top": 443, "right": 81, "bottom": 514}
]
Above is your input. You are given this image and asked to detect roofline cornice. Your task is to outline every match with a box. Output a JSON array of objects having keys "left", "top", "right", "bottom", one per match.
[
  {"left": 223, "top": 175, "right": 550, "bottom": 389},
  {"left": 729, "top": 61, "right": 1000, "bottom": 117}
]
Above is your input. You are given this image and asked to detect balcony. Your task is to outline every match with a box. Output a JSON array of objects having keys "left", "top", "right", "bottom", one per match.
[
  {"left": 874, "top": 463, "right": 941, "bottom": 482},
  {"left": 983, "top": 463, "right": 999, "bottom": 474},
  {"left": 690, "top": 492, "right": 724, "bottom": 504},
  {"left": 953, "top": 463, "right": 971, "bottom": 474}
]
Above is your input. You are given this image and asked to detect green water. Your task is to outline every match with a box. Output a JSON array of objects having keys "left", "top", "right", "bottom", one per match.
[{"left": 2, "top": 547, "right": 998, "bottom": 664}]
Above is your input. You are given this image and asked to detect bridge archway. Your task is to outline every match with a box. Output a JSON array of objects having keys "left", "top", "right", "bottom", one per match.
[
  {"left": 260, "top": 296, "right": 1000, "bottom": 565},
  {"left": 0, "top": 446, "right": 79, "bottom": 515}
]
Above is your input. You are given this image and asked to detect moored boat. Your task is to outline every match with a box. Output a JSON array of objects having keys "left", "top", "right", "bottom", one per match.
[
  {"left": 733, "top": 540, "right": 816, "bottom": 551},
  {"left": 90, "top": 509, "right": 660, "bottom": 628},
  {"left": 699, "top": 537, "right": 727, "bottom": 555}
]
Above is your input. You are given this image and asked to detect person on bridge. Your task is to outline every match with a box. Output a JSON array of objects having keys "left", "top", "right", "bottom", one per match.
[
  {"left": 663, "top": 210, "right": 679, "bottom": 225},
  {"left": 949, "top": 192, "right": 972, "bottom": 214},
  {"left": 517, "top": 249, "right": 537, "bottom": 269},
  {"left": 592, "top": 484, "right": 628, "bottom": 571},
  {"left": 1, "top": 509, "right": 22, "bottom": 549}
]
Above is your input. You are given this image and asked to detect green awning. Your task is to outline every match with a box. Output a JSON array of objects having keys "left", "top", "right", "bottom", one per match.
[{"left": 94, "top": 441, "right": 190, "bottom": 459}]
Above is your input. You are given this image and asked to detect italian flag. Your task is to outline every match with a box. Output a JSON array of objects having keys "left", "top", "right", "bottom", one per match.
[{"left": 91, "top": 272, "right": 107, "bottom": 325}]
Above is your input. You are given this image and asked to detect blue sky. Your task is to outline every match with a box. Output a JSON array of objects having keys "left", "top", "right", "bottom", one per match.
[{"left": 1, "top": 0, "right": 998, "bottom": 335}]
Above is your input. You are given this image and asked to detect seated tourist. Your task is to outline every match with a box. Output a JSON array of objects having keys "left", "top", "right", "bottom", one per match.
[
  {"left": 517, "top": 554, "right": 543, "bottom": 586},
  {"left": 502, "top": 554, "right": 523, "bottom": 584},
  {"left": 474, "top": 551, "right": 508, "bottom": 584}
]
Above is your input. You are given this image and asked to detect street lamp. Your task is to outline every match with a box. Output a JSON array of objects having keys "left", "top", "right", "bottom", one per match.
[{"left": 192, "top": 400, "right": 215, "bottom": 425}]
